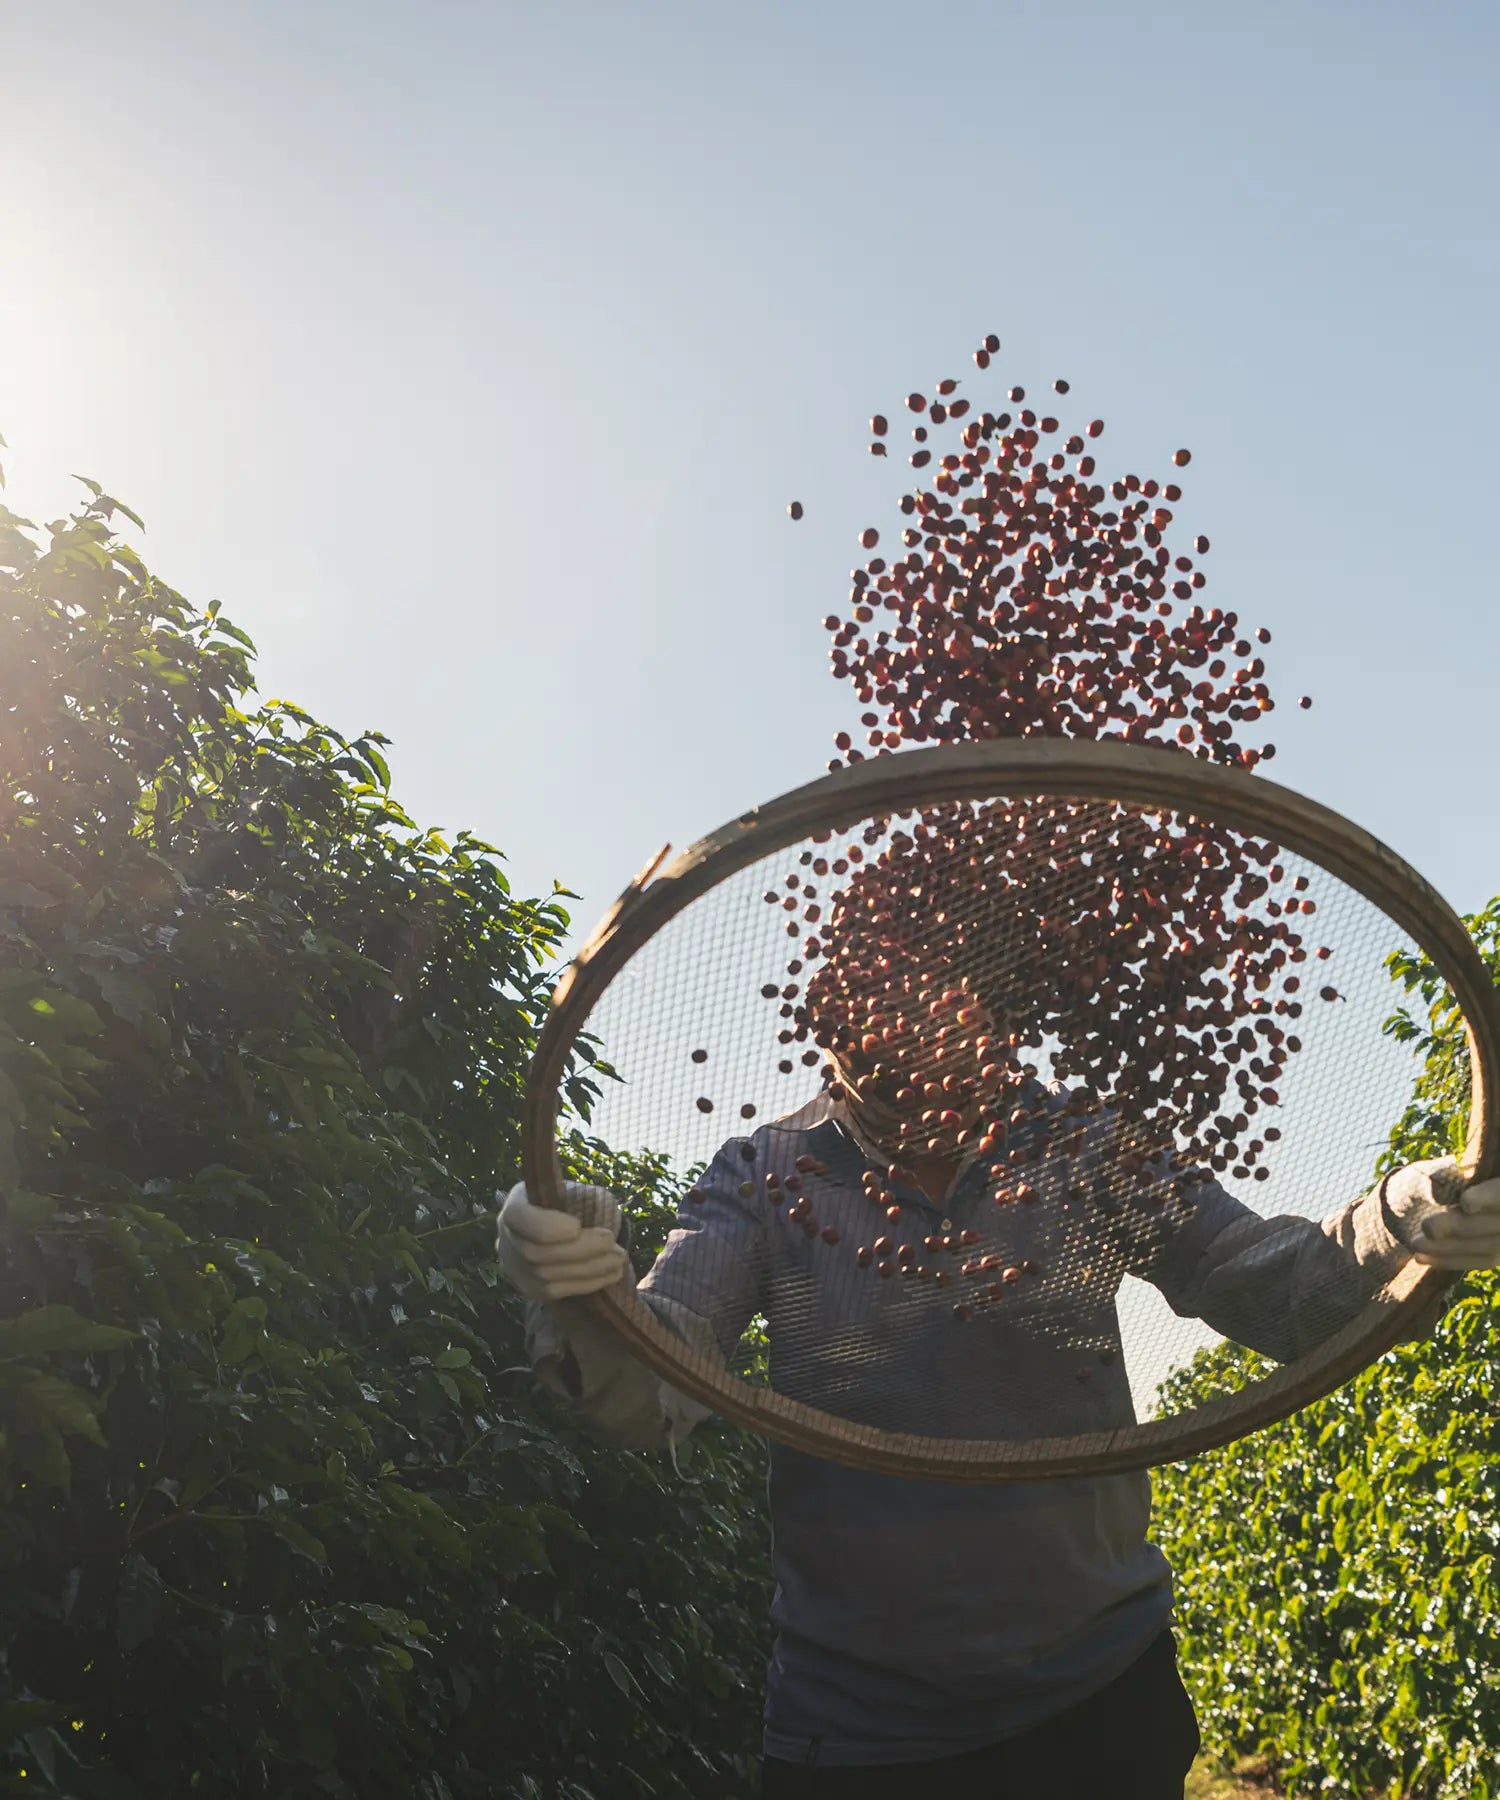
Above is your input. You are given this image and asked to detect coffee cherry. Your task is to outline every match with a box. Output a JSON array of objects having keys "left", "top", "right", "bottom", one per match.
[{"left": 788, "top": 501, "right": 804, "bottom": 520}]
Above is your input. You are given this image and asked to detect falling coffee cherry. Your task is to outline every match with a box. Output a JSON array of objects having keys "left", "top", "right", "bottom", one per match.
[
  {"left": 782, "top": 343, "right": 1327, "bottom": 1212},
  {"left": 1299, "top": 696, "right": 1313, "bottom": 709},
  {"left": 1173, "top": 448, "right": 1192, "bottom": 466},
  {"left": 788, "top": 501, "right": 803, "bottom": 520},
  {"left": 691, "top": 1048, "right": 708, "bottom": 1064},
  {"left": 695, "top": 1097, "right": 714, "bottom": 1114},
  {"left": 860, "top": 527, "right": 880, "bottom": 550}
]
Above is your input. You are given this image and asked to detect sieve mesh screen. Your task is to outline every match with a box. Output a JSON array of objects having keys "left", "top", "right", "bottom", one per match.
[{"left": 573, "top": 792, "right": 1430, "bottom": 1447}]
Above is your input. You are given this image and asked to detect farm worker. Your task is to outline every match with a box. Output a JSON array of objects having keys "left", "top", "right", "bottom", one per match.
[{"left": 497, "top": 980, "right": 1500, "bottom": 1797}]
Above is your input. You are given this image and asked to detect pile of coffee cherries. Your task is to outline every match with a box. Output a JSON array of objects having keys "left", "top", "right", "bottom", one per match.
[
  {"left": 788, "top": 351, "right": 1325, "bottom": 1144},
  {"left": 722, "top": 341, "right": 1337, "bottom": 1314},
  {"left": 820, "top": 340, "right": 1307, "bottom": 766},
  {"left": 804, "top": 800, "right": 1319, "bottom": 1179}
]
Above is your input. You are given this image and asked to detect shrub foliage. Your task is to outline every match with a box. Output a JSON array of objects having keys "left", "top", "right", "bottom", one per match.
[
  {"left": 1153, "top": 899, "right": 1500, "bottom": 1799},
  {"left": 0, "top": 475, "right": 770, "bottom": 1798}
]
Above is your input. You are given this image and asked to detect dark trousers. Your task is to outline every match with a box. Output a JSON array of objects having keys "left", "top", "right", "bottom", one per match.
[{"left": 759, "top": 1628, "right": 1200, "bottom": 1800}]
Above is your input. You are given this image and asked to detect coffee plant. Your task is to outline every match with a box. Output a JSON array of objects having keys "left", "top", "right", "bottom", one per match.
[
  {"left": 1153, "top": 898, "right": 1500, "bottom": 1799},
  {"left": 0, "top": 469, "right": 771, "bottom": 1799}
]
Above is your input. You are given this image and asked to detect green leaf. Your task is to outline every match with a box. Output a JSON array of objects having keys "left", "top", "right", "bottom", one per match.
[
  {"left": 260, "top": 1512, "right": 328, "bottom": 1567},
  {"left": 213, "top": 619, "right": 257, "bottom": 651},
  {"left": 602, "top": 1650, "right": 640, "bottom": 1700},
  {"left": 117, "top": 1554, "right": 168, "bottom": 1651},
  {"left": 0, "top": 1701, "right": 68, "bottom": 1749},
  {"left": 0, "top": 1368, "right": 107, "bottom": 1445},
  {"left": 0, "top": 1305, "right": 137, "bottom": 1357}
]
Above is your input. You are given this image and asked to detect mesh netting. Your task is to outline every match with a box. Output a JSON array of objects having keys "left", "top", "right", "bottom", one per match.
[{"left": 574, "top": 791, "right": 1439, "bottom": 1450}]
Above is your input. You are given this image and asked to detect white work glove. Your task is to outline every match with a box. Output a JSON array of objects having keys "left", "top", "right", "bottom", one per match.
[
  {"left": 495, "top": 1181, "right": 630, "bottom": 1302},
  {"left": 1382, "top": 1159, "right": 1500, "bottom": 1271}
]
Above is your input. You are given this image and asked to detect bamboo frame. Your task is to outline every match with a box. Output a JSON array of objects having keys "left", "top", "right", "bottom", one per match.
[{"left": 521, "top": 740, "right": 1500, "bottom": 1481}]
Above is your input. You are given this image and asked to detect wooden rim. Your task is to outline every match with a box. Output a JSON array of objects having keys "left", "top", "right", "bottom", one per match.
[{"left": 522, "top": 740, "right": 1499, "bottom": 1481}]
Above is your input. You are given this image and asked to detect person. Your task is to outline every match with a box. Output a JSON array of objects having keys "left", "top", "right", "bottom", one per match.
[{"left": 496, "top": 972, "right": 1500, "bottom": 1798}]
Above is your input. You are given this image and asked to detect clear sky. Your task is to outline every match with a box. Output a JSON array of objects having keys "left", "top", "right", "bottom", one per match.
[{"left": 4, "top": 0, "right": 1498, "bottom": 950}]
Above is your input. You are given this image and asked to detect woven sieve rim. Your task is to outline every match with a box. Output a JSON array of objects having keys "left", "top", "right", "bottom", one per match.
[{"left": 521, "top": 739, "right": 1499, "bottom": 1481}]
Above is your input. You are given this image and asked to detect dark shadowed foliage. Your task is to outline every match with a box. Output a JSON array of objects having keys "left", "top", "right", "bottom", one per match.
[{"left": 0, "top": 469, "right": 770, "bottom": 1799}]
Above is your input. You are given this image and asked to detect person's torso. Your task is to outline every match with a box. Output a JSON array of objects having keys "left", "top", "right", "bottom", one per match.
[{"left": 743, "top": 1105, "right": 1176, "bottom": 1760}]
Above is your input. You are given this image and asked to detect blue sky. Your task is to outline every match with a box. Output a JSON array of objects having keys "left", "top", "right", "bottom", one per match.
[{"left": 4, "top": 0, "right": 1498, "bottom": 947}]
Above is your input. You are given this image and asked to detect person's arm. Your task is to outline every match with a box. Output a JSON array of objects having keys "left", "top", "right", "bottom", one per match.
[
  {"left": 506, "top": 1136, "right": 771, "bottom": 1451},
  {"left": 1133, "top": 1157, "right": 1483, "bottom": 1364}
]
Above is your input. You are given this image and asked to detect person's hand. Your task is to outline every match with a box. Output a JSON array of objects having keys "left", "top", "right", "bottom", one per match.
[
  {"left": 1383, "top": 1159, "right": 1500, "bottom": 1271},
  {"left": 495, "top": 1181, "right": 630, "bottom": 1302}
]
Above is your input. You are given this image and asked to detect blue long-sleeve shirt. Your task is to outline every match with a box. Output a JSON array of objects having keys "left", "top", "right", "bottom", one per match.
[{"left": 527, "top": 1085, "right": 1418, "bottom": 1766}]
